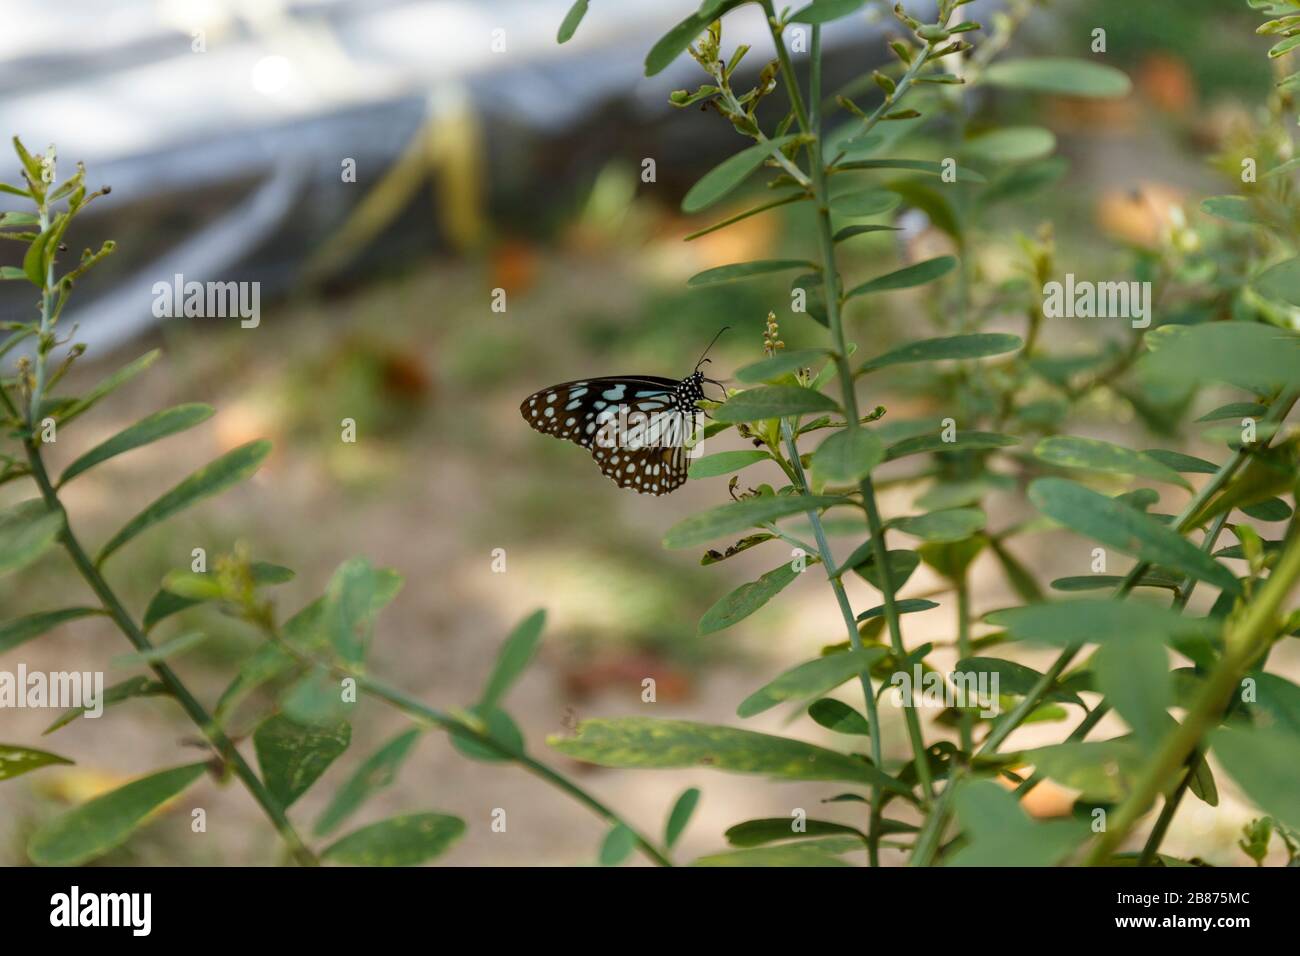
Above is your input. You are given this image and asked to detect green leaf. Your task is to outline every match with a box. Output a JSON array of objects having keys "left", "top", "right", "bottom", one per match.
[
  {"left": 985, "top": 598, "right": 1218, "bottom": 646},
  {"left": 1200, "top": 195, "right": 1258, "bottom": 224},
  {"left": 835, "top": 158, "right": 987, "bottom": 183},
  {"left": 1094, "top": 637, "right": 1171, "bottom": 752},
  {"left": 1033, "top": 436, "right": 1191, "bottom": 489},
  {"left": 253, "top": 715, "right": 351, "bottom": 808},
  {"left": 323, "top": 557, "right": 381, "bottom": 665},
  {"left": 1142, "top": 323, "right": 1300, "bottom": 392},
  {"left": 947, "top": 779, "right": 1087, "bottom": 867},
  {"left": 791, "top": 0, "right": 866, "bottom": 24},
  {"left": 811, "top": 428, "right": 884, "bottom": 483},
  {"left": 808, "top": 698, "right": 871, "bottom": 735},
  {"left": 725, "top": 817, "right": 866, "bottom": 847},
  {"left": 989, "top": 539, "right": 1045, "bottom": 603},
  {"left": 688, "top": 259, "right": 816, "bottom": 286},
  {"left": 59, "top": 404, "right": 214, "bottom": 485},
  {"left": 56, "top": 350, "right": 161, "bottom": 426},
  {"left": 855, "top": 597, "right": 939, "bottom": 622},
  {"left": 859, "top": 333, "right": 1021, "bottom": 374},
  {"left": 734, "top": 348, "right": 833, "bottom": 384},
  {"left": 449, "top": 706, "right": 525, "bottom": 763},
  {"left": 829, "top": 188, "right": 902, "bottom": 217},
  {"left": 665, "top": 787, "right": 701, "bottom": 849},
  {"left": 1144, "top": 449, "right": 1219, "bottom": 475},
  {"left": 96, "top": 440, "right": 272, "bottom": 564},
  {"left": 111, "top": 630, "right": 206, "bottom": 668},
  {"left": 0, "top": 607, "right": 99, "bottom": 653},
  {"left": 681, "top": 135, "right": 800, "bottom": 212},
  {"left": 844, "top": 255, "right": 956, "bottom": 300},
  {"left": 22, "top": 223, "right": 54, "bottom": 286},
  {"left": 982, "top": 57, "right": 1132, "bottom": 98},
  {"left": 893, "top": 508, "right": 985, "bottom": 542},
  {"left": 1195, "top": 402, "right": 1269, "bottom": 423},
  {"left": 599, "top": 822, "right": 638, "bottom": 866},
  {"left": 1252, "top": 256, "right": 1300, "bottom": 307},
  {"left": 0, "top": 743, "right": 74, "bottom": 781},
  {"left": 1028, "top": 478, "right": 1241, "bottom": 595},
  {"left": 689, "top": 449, "right": 771, "bottom": 478},
  {"left": 314, "top": 729, "right": 422, "bottom": 837},
  {"left": 963, "top": 126, "right": 1056, "bottom": 163},
  {"left": 665, "top": 494, "right": 845, "bottom": 550},
  {"left": 956, "top": 656, "right": 1083, "bottom": 705},
  {"left": 556, "top": 0, "right": 589, "bottom": 42},
  {"left": 44, "top": 676, "right": 168, "bottom": 734},
  {"left": 0, "top": 500, "right": 62, "bottom": 576},
  {"left": 884, "top": 430, "right": 1019, "bottom": 461},
  {"left": 834, "top": 223, "right": 902, "bottom": 243},
  {"left": 739, "top": 648, "right": 885, "bottom": 718},
  {"left": 549, "top": 717, "right": 908, "bottom": 790},
  {"left": 322, "top": 813, "right": 465, "bottom": 866},
  {"left": 918, "top": 537, "right": 986, "bottom": 580},
  {"left": 1212, "top": 725, "right": 1300, "bottom": 831},
  {"left": 481, "top": 609, "right": 545, "bottom": 709},
  {"left": 700, "top": 561, "right": 803, "bottom": 635},
  {"left": 694, "top": 841, "right": 854, "bottom": 866},
  {"left": 714, "top": 385, "right": 839, "bottom": 422},
  {"left": 27, "top": 762, "right": 206, "bottom": 865},
  {"left": 851, "top": 548, "right": 921, "bottom": 590},
  {"left": 1024, "top": 739, "right": 1142, "bottom": 802}
]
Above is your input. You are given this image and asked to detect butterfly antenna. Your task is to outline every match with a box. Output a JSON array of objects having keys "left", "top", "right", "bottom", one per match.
[{"left": 695, "top": 326, "right": 731, "bottom": 371}]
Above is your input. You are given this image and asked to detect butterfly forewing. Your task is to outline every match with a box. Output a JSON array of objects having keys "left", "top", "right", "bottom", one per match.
[{"left": 520, "top": 374, "right": 701, "bottom": 496}]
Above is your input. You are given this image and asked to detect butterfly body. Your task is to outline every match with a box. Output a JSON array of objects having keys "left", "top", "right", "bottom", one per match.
[{"left": 520, "top": 370, "right": 709, "bottom": 495}]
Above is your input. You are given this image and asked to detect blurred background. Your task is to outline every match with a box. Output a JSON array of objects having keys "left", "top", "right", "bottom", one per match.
[{"left": 0, "top": 0, "right": 1292, "bottom": 866}]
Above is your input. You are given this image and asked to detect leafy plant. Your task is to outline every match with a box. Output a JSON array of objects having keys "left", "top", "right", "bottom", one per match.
[
  {"left": 537, "top": 0, "right": 1300, "bottom": 866},
  {"left": 0, "top": 139, "right": 672, "bottom": 867}
]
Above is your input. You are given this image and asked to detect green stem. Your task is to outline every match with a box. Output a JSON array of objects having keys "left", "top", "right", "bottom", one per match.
[
  {"left": 350, "top": 674, "right": 674, "bottom": 867},
  {"left": 781, "top": 418, "right": 883, "bottom": 866},
  {"left": 800, "top": 24, "right": 933, "bottom": 805},
  {"left": 980, "top": 389, "right": 1297, "bottom": 756},
  {"left": 1084, "top": 527, "right": 1300, "bottom": 864},
  {"left": 956, "top": 575, "right": 973, "bottom": 756},
  {"left": 22, "top": 442, "right": 319, "bottom": 867}
]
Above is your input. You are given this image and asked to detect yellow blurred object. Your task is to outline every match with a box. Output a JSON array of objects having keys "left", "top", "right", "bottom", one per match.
[
  {"left": 1096, "top": 182, "right": 1186, "bottom": 248},
  {"left": 305, "top": 83, "right": 485, "bottom": 281},
  {"left": 33, "top": 767, "right": 134, "bottom": 805}
]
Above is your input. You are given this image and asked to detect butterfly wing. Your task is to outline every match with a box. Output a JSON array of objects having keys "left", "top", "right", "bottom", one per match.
[
  {"left": 520, "top": 376, "right": 695, "bottom": 495},
  {"left": 593, "top": 441, "right": 692, "bottom": 496}
]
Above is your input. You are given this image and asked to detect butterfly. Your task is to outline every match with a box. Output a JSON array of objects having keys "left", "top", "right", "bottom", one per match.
[{"left": 520, "top": 329, "right": 729, "bottom": 495}]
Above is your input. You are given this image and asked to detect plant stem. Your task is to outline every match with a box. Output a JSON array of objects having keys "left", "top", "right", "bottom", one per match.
[
  {"left": 350, "top": 675, "right": 674, "bottom": 867},
  {"left": 955, "top": 575, "right": 973, "bottom": 755},
  {"left": 21, "top": 442, "right": 319, "bottom": 867},
  {"left": 980, "top": 389, "right": 1297, "bottom": 756},
  {"left": 801, "top": 24, "right": 934, "bottom": 806},
  {"left": 1084, "top": 526, "right": 1300, "bottom": 864},
  {"left": 781, "top": 419, "right": 883, "bottom": 865}
]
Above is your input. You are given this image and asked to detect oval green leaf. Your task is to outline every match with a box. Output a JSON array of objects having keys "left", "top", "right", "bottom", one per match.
[
  {"left": 682, "top": 135, "right": 800, "bottom": 213},
  {"left": 859, "top": 332, "right": 1022, "bottom": 374},
  {"left": 322, "top": 812, "right": 466, "bottom": 866},
  {"left": 714, "top": 385, "right": 839, "bottom": 423},
  {"left": 811, "top": 428, "right": 884, "bottom": 483},
  {"left": 28, "top": 762, "right": 206, "bottom": 866},
  {"left": 1028, "top": 478, "right": 1241, "bottom": 595},
  {"left": 96, "top": 440, "right": 272, "bottom": 564},
  {"left": 845, "top": 255, "right": 957, "bottom": 299}
]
